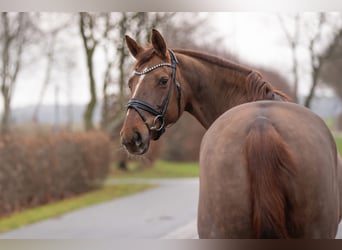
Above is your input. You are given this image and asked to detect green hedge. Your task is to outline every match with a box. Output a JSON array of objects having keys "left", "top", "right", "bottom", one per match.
[{"left": 0, "top": 132, "right": 110, "bottom": 217}]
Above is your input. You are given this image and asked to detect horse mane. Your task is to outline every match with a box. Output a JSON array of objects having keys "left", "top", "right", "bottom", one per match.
[
  {"left": 136, "top": 47, "right": 250, "bottom": 74},
  {"left": 174, "top": 49, "right": 290, "bottom": 102},
  {"left": 174, "top": 49, "right": 251, "bottom": 75},
  {"left": 246, "top": 71, "right": 291, "bottom": 102}
]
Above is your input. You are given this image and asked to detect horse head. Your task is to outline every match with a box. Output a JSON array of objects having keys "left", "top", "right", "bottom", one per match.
[{"left": 120, "top": 29, "right": 184, "bottom": 154}]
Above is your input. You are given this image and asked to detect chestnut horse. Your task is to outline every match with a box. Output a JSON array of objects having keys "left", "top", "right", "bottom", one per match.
[{"left": 120, "top": 29, "right": 342, "bottom": 238}]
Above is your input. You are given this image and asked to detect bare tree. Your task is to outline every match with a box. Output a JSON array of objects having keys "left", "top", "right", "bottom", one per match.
[
  {"left": 320, "top": 27, "right": 342, "bottom": 130},
  {"left": 116, "top": 13, "right": 129, "bottom": 115},
  {"left": 101, "top": 43, "right": 114, "bottom": 130},
  {"left": 79, "top": 12, "right": 99, "bottom": 131},
  {"left": 302, "top": 13, "right": 342, "bottom": 108},
  {"left": 32, "top": 17, "right": 72, "bottom": 123},
  {"left": 278, "top": 14, "right": 300, "bottom": 102},
  {"left": 278, "top": 13, "right": 342, "bottom": 108},
  {"left": 303, "top": 14, "right": 326, "bottom": 108},
  {"left": 32, "top": 30, "right": 57, "bottom": 123},
  {"left": 65, "top": 57, "right": 76, "bottom": 131},
  {"left": 320, "top": 28, "right": 342, "bottom": 98},
  {"left": 0, "top": 13, "right": 29, "bottom": 134}
]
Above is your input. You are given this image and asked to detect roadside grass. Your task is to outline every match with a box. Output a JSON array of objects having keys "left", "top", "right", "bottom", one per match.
[
  {"left": 110, "top": 160, "right": 199, "bottom": 179},
  {"left": 0, "top": 183, "right": 153, "bottom": 233},
  {"left": 325, "top": 118, "right": 334, "bottom": 130},
  {"left": 335, "top": 135, "right": 342, "bottom": 155}
]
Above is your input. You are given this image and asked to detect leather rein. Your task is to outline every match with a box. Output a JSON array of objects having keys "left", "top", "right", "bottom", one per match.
[{"left": 126, "top": 49, "right": 181, "bottom": 140}]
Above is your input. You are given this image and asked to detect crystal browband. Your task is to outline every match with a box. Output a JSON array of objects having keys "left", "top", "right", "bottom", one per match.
[{"left": 134, "top": 63, "right": 174, "bottom": 75}]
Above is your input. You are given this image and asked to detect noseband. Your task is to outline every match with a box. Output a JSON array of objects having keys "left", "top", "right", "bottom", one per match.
[{"left": 126, "top": 49, "right": 181, "bottom": 140}]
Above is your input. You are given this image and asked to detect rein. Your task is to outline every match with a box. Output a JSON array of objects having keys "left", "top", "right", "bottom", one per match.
[{"left": 126, "top": 49, "right": 181, "bottom": 140}]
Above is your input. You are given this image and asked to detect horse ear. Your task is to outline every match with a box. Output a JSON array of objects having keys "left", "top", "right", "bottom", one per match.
[
  {"left": 125, "top": 35, "right": 143, "bottom": 59},
  {"left": 151, "top": 29, "right": 167, "bottom": 58}
]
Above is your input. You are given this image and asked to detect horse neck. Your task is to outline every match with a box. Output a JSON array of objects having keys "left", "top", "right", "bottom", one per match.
[{"left": 176, "top": 50, "right": 254, "bottom": 129}]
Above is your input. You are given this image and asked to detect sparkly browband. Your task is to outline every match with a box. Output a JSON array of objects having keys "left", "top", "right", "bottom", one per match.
[{"left": 134, "top": 63, "right": 174, "bottom": 75}]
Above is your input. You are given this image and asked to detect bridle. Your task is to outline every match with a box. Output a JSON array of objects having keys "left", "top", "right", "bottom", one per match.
[{"left": 126, "top": 49, "right": 181, "bottom": 140}]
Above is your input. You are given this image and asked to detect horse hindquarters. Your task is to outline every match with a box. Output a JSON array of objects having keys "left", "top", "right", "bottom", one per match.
[
  {"left": 198, "top": 102, "right": 340, "bottom": 239},
  {"left": 198, "top": 116, "right": 300, "bottom": 238},
  {"left": 245, "top": 117, "right": 299, "bottom": 238}
]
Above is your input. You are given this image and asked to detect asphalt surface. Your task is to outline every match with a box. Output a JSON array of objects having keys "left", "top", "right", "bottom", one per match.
[
  {"left": 0, "top": 178, "right": 199, "bottom": 239},
  {"left": 338, "top": 223, "right": 342, "bottom": 239},
  {"left": 1, "top": 177, "right": 342, "bottom": 239}
]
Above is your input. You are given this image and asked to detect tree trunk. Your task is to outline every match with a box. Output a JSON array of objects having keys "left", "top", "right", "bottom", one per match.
[
  {"left": 304, "top": 70, "right": 319, "bottom": 108},
  {"left": 32, "top": 37, "right": 55, "bottom": 123},
  {"left": 1, "top": 13, "right": 11, "bottom": 134},
  {"left": 118, "top": 13, "right": 128, "bottom": 112},
  {"left": 79, "top": 13, "right": 97, "bottom": 131},
  {"left": 291, "top": 43, "right": 299, "bottom": 102},
  {"left": 83, "top": 47, "right": 97, "bottom": 130},
  {"left": 0, "top": 13, "right": 25, "bottom": 134},
  {"left": 1, "top": 94, "right": 10, "bottom": 134},
  {"left": 101, "top": 61, "right": 112, "bottom": 130}
]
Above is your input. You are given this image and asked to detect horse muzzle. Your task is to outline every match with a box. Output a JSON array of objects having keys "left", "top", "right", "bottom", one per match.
[{"left": 120, "top": 126, "right": 150, "bottom": 155}]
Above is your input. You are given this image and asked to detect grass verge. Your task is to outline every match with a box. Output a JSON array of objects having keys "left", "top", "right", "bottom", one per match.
[
  {"left": 0, "top": 183, "right": 153, "bottom": 233},
  {"left": 111, "top": 160, "right": 199, "bottom": 179},
  {"left": 335, "top": 136, "right": 342, "bottom": 155}
]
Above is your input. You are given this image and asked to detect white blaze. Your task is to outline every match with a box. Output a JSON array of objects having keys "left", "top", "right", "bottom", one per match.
[{"left": 132, "top": 72, "right": 146, "bottom": 98}]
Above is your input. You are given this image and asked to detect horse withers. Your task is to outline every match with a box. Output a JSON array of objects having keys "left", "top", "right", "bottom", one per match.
[{"left": 120, "top": 29, "right": 342, "bottom": 238}]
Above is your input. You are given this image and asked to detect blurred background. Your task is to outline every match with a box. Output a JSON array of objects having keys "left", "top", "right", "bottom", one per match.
[{"left": 1, "top": 12, "right": 342, "bottom": 229}]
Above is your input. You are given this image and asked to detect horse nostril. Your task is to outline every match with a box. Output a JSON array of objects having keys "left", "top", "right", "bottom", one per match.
[{"left": 133, "top": 131, "right": 142, "bottom": 147}]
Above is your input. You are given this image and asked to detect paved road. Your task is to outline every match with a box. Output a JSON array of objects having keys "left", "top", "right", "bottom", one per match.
[
  {"left": 338, "top": 223, "right": 342, "bottom": 239},
  {"left": 0, "top": 178, "right": 199, "bottom": 239},
  {"left": 1, "top": 177, "right": 342, "bottom": 239}
]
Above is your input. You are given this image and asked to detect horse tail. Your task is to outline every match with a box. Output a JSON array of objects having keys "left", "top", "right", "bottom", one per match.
[{"left": 244, "top": 116, "right": 298, "bottom": 238}]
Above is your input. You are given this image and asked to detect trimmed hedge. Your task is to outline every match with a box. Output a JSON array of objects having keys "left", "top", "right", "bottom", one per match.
[{"left": 0, "top": 132, "right": 110, "bottom": 217}]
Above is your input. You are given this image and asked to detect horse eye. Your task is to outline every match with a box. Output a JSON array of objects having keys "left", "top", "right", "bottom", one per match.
[{"left": 159, "top": 77, "right": 169, "bottom": 86}]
